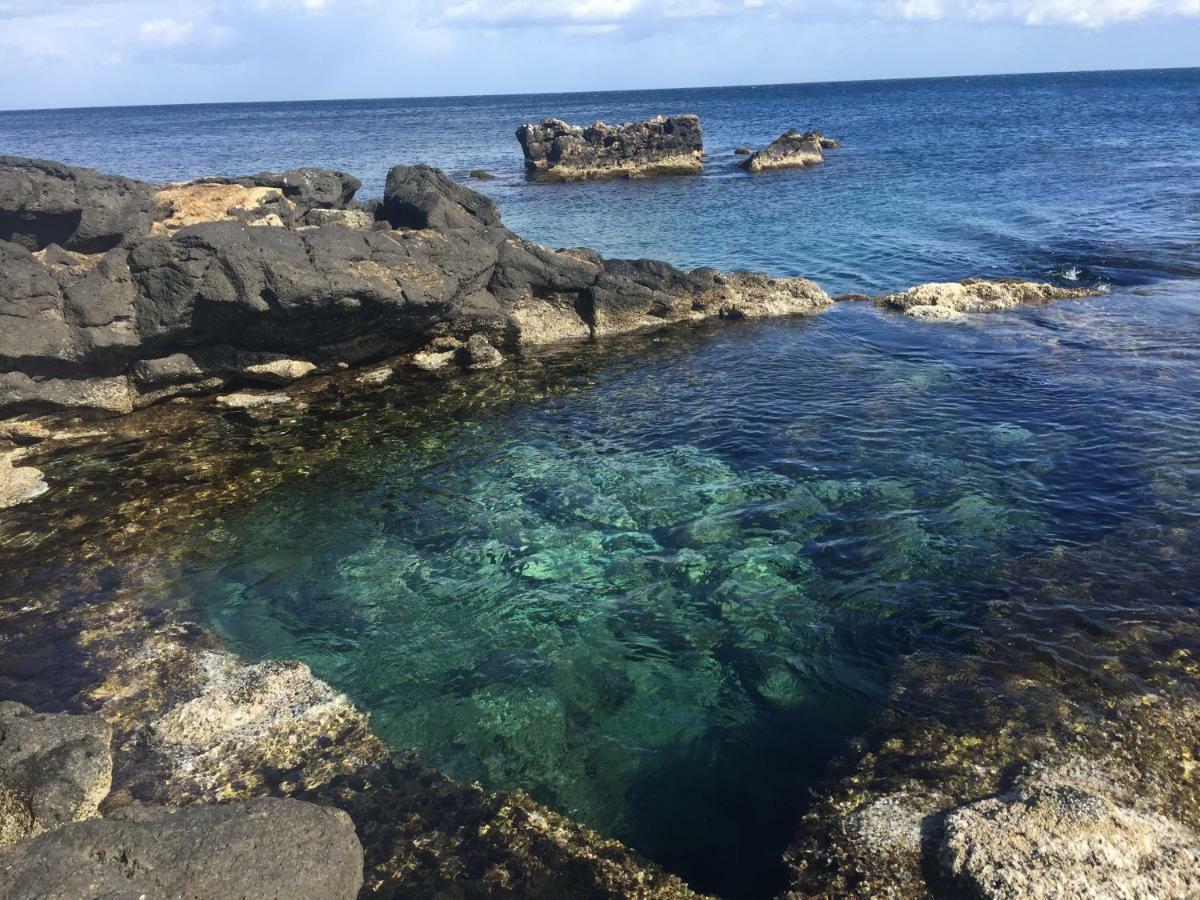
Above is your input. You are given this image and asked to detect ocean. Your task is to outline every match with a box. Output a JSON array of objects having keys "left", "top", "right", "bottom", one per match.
[{"left": 2, "top": 69, "right": 1199, "bottom": 898}]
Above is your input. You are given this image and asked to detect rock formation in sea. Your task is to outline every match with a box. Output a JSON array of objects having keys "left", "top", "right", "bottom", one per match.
[
  {"left": 0, "top": 155, "right": 828, "bottom": 421},
  {"left": 876, "top": 278, "right": 1098, "bottom": 320},
  {"left": 739, "top": 130, "right": 841, "bottom": 173},
  {"left": 516, "top": 114, "right": 704, "bottom": 181}
]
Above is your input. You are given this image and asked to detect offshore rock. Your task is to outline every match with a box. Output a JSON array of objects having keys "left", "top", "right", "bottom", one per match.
[
  {"left": 0, "top": 702, "right": 112, "bottom": 847},
  {"left": 0, "top": 156, "right": 156, "bottom": 253},
  {"left": 516, "top": 114, "right": 704, "bottom": 181},
  {"left": 740, "top": 130, "right": 840, "bottom": 173},
  {"left": 876, "top": 278, "right": 1101, "bottom": 320},
  {"left": 939, "top": 761, "right": 1200, "bottom": 899},
  {"left": 0, "top": 798, "right": 363, "bottom": 900}
]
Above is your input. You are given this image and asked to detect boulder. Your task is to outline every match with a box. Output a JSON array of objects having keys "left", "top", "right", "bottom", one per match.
[
  {"left": 468, "top": 169, "right": 496, "bottom": 181},
  {"left": 237, "top": 167, "right": 362, "bottom": 213},
  {"left": 740, "top": 130, "right": 839, "bottom": 173},
  {"left": 0, "top": 798, "right": 363, "bottom": 900},
  {"left": 0, "top": 451, "right": 48, "bottom": 509},
  {"left": 0, "top": 156, "right": 155, "bottom": 253},
  {"left": 516, "top": 114, "right": 704, "bottom": 181},
  {"left": 876, "top": 278, "right": 1101, "bottom": 321},
  {"left": 939, "top": 769, "right": 1200, "bottom": 899},
  {"left": 0, "top": 702, "right": 112, "bottom": 847},
  {"left": 383, "top": 163, "right": 502, "bottom": 234}
]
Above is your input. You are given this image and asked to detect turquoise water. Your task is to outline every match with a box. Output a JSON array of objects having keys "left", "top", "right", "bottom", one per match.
[{"left": 183, "top": 284, "right": 1200, "bottom": 896}]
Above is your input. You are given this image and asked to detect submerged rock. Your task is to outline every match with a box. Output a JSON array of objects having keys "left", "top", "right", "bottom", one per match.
[
  {"left": 939, "top": 762, "right": 1200, "bottom": 899},
  {"left": 740, "top": 130, "right": 839, "bottom": 173},
  {"left": 0, "top": 702, "right": 112, "bottom": 847},
  {"left": 877, "top": 278, "right": 1102, "bottom": 320},
  {"left": 516, "top": 115, "right": 704, "bottom": 181},
  {"left": 214, "top": 392, "right": 293, "bottom": 409},
  {"left": 468, "top": 169, "right": 496, "bottom": 180},
  {"left": 0, "top": 798, "right": 363, "bottom": 900},
  {"left": 0, "top": 452, "right": 48, "bottom": 509},
  {"left": 0, "top": 156, "right": 155, "bottom": 253}
]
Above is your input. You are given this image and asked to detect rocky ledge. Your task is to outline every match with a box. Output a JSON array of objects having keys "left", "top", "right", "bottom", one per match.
[
  {"left": 516, "top": 114, "right": 704, "bottom": 181},
  {"left": 0, "top": 154, "right": 834, "bottom": 422},
  {"left": 876, "top": 278, "right": 1098, "bottom": 321},
  {"left": 740, "top": 130, "right": 841, "bottom": 174}
]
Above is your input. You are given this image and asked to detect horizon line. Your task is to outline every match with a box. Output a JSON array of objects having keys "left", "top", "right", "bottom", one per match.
[{"left": 1, "top": 64, "right": 1196, "bottom": 116}]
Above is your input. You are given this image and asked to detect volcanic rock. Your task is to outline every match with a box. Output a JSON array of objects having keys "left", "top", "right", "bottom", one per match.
[
  {"left": 516, "top": 115, "right": 704, "bottom": 181},
  {"left": 0, "top": 798, "right": 363, "bottom": 900},
  {"left": 876, "top": 278, "right": 1101, "bottom": 320},
  {"left": 0, "top": 702, "right": 112, "bottom": 847},
  {"left": 740, "top": 130, "right": 839, "bottom": 173}
]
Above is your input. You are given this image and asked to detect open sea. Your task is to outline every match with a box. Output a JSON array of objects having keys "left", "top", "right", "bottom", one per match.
[{"left": 2, "top": 68, "right": 1199, "bottom": 898}]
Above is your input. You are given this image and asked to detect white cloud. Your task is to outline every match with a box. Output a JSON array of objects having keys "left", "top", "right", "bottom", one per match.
[{"left": 138, "top": 16, "right": 194, "bottom": 46}]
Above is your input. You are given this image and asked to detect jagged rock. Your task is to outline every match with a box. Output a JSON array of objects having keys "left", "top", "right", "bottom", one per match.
[
  {"left": 0, "top": 156, "right": 155, "bottom": 253},
  {"left": 0, "top": 798, "right": 363, "bottom": 900},
  {"left": 0, "top": 702, "right": 112, "bottom": 847},
  {"left": 236, "top": 167, "right": 362, "bottom": 213},
  {"left": 877, "top": 278, "right": 1101, "bottom": 321},
  {"left": 516, "top": 115, "right": 704, "bottom": 181},
  {"left": 0, "top": 451, "right": 47, "bottom": 509},
  {"left": 465, "top": 333, "right": 504, "bottom": 369},
  {"left": 468, "top": 169, "right": 496, "bottom": 181},
  {"left": 939, "top": 762, "right": 1200, "bottom": 899},
  {"left": 0, "top": 157, "right": 845, "bottom": 419},
  {"left": 740, "top": 130, "right": 839, "bottom": 173}
]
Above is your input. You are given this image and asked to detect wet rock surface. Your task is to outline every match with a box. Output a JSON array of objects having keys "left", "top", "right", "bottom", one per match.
[
  {"left": 0, "top": 451, "right": 47, "bottom": 509},
  {"left": 0, "top": 797, "right": 364, "bottom": 900},
  {"left": 516, "top": 115, "right": 704, "bottom": 181},
  {"left": 740, "top": 130, "right": 840, "bottom": 173},
  {"left": 0, "top": 702, "right": 112, "bottom": 847}
]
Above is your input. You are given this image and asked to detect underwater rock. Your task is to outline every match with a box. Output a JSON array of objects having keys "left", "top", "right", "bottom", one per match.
[
  {"left": 516, "top": 115, "right": 704, "bottom": 181},
  {"left": 468, "top": 169, "right": 496, "bottom": 180},
  {"left": 939, "top": 761, "right": 1200, "bottom": 899},
  {"left": 0, "top": 451, "right": 47, "bottom": 508},
  {"left": 740, "top": 130, "right": 839, "bottom": 173},
  {"left": 354, "top": 366, "right": 393, "bottom": 386},
  {"left": 0, "top": 156, "right": 156, "bottom": 253},
  {"left": 238, "top": 356, "right": 317, "bottom": 385},
  {"left": 0, "top": 702, "right": 113, "bottom": 847},
  {"left": 876, "top": 279, "right": 1101, "bottom": 320},
  {"left": 0, "top": 798, "right": 364, "bottom": 900},
  {"left": 215, "top": 391, "right": 293, "bottom": 409}
]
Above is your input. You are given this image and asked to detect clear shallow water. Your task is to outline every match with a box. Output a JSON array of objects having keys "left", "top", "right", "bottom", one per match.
[
  {"left": 177, "top": 286, "right": 1200, "bottom": 897},
  {"left": 1, "top": 69, "right": 1198, "bottom": 294},
  {"left": 1, "top": 71, "right": 1199, "bottom": 897}
]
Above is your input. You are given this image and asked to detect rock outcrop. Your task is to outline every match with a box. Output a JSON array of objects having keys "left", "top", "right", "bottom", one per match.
[
  {"left": 939, "top": 761, "right": 1200, "bottom": 899},
  {"left": 875, "top": 278, "right": 1101, "bottom": 320},
  {"left": 516, "top": 115, "right": 704, "bottom": 181},
  {"left": 0, "top": 702, "right": 112, "bottom": 847},
  {"left": 739, "top": 130, "right": 840, "bottom": 174},
  {"left": 0, "top": 156, "right": 156, "bottom": 253},
  {"left": 0, "top": 798, "right": 364, "bottom": 900},
  {"left": 0, "top": 156, "right": 830, "bottom": 420}
]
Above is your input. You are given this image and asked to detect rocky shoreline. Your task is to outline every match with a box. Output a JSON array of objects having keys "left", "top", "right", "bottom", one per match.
[{"left": 1, "top": 152, "right": 1154, "bottom": 900}]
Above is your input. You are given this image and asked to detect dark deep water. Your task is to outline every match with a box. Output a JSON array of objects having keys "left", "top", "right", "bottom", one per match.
[{"left": 2, "top": 70, "right": 1200, "bottom": 898}]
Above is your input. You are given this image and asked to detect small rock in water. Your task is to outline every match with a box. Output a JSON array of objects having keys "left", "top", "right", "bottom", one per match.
[
  {"left": 468, "top": 169, "right": 496, "bottom": 180},
  {"left": 355, "top": 367, "right": 393, "bottom": 386},
  {"left": 733, "top": 146, "right": 753, "bottom": 155},
  {"left": 465, "top": 334, "right": 504, "bottom": 370},
  {"left": 411, "top": 349, "right": 458, "bottom": 372},
  {"left": 0, "top": 452, "right": 48, "bottom": 509},
  {"left": 740, "top": 129, "right": 838, "bottom": 173},
  {"left": 215, "top": 392, "right": 293, "bottom": 409},
  {"left": 239, "top": 357, "right": 317, "bottom": 385},
  {"left": 0, "top": 702, "right": 113, "bottom": 847}
]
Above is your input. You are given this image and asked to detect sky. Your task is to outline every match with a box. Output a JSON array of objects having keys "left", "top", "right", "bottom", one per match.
[{"left": 1, "top": 0, "right": 1198, "bottom": 110}]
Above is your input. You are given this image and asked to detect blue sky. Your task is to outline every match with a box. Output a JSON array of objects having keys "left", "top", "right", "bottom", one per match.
[{"left": 2, "top": 0, "right": 1198, "bottom": 110}]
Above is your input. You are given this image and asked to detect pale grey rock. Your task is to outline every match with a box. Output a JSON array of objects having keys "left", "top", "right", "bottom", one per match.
[
  {"left": 0, "top": 797, "right": 363, "bottom": 900},
  {"left": 0, "top": 452, "right": 48, "bottom": 509}
]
